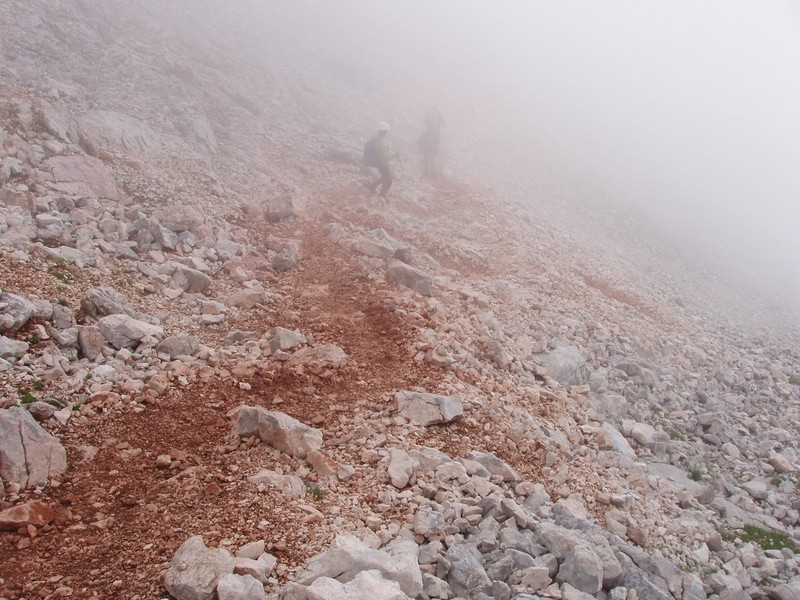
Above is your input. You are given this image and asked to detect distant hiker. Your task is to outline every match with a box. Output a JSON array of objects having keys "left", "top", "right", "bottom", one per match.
[
  {"left": 419, "top": 106, "right": 444, "bottom": 176},
  {"left": 363, "top": 121, "right": 398, "bottom": 198}
]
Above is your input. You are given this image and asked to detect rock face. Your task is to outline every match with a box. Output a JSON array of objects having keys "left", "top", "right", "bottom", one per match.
[
  {"left": 230, "top": 406, "right": 323, "bottom": 458},
  {"left": 0, "top": 407, "right": 67, "bottom": 488},
  {"left": 74, "top": 109, "right": 159, "bottom": 155},
  {"left": 80, "top": 287, "right": 137, "bottom": 319},
  {"left": 44, "top": 155, "right": 119, "bottom": 199},
  {"left": 394, "top": 391, "right": 464, "bottom": 426},
  {"left": 164, "top": 536, "right": 235, "bottom": 600}
]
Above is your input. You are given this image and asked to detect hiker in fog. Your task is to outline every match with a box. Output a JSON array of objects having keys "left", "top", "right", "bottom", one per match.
[
  {"left": 420, "top": 106, "right": 445, "bottom": 176},
  {"left": 364, "top": 121, "right": 398, "bottom": 198}
]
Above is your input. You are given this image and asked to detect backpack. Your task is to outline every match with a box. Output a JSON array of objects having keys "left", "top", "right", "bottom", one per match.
[{"left": 363, "top": 137, "right": 379, "bottom": 167}]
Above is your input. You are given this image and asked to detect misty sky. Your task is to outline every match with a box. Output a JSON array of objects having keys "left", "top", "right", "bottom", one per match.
[{"left": 247, "top": 1, "right": 800, "bottom": 307}]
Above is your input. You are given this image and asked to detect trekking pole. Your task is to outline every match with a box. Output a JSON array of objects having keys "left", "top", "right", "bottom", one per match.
[{"left": 397, "top": 154, "right": 406, "bottom": 176}]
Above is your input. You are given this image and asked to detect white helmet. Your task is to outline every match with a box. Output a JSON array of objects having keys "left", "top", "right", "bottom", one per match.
[{"left": 378, "top": 121, "right": 390, "bottom": 132}]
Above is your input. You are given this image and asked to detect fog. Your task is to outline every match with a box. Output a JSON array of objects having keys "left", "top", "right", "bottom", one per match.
[{"left": 181, "top": 1, "right": 800, "bottom": 314}]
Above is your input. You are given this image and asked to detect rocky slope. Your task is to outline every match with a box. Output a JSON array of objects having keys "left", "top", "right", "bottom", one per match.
[{"left": 0, "top": 2, "right": 799, "bottom": 600}]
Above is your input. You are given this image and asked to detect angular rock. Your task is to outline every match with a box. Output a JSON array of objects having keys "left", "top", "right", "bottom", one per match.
[
  {"left": 295, "top": 534, "right": 422, "bottom": 598},
  {"left": 557, "top": 546, "right": 603, "bottom": 595},
  {"left": 153, "top": 205, "right": 205, "bottom": 233},
  {"left": 532, "top": 344, "right": 588, "bottom": 385},
  {"left": 395, "top": 391, "right": 464, "bottom": 426},
  {"left": 0, "top": 407, "right": 67, "bottom": 488},
  {"left": 0, "top": 292, "right": 37, "bottom": 334},
  {"left": 288, "top": 344, "right": 349, "bottom": 374},
  {"left": 97, "top": 314, "right": 164, "bottom": 349},
  {"left": 444, "top": 543, "right": 491, "bottom": 598},
  {"left": 269, "top": 327, "right": 307, "bottom": 352},
  {"left": 413, "top": 504, "right": 446, "bottom": 537},
  {"left": 386, "top": 260, "right": 433, "bottom": 296},
  {"left": 597, "top": 423, "right": 636, "bottom": 458},
  {"left": 246, "top": 470, "right": 305, "bottom": 498},
  {"left": 0, "top": 499, "right": 56, "bottom": 531},
  {"left": 216, "top": 573, "right": 265, "bottom": 600},
  {"left": 388, "top": 448, "right": 418, "bottom": 489},
  {"left": 464, "top": 451, "right": 519, "bottom": 481},
  {"left": 306, "top": 570, "right": 411, "bottom": 600},
  {"left": 27, "top": 401, "right": 57, "bottom": 422},
  {"left": 266, "top": 237, "right": 301, "bottom": 272},
  {"left": 0, "top": 335, "right": 28, "bottom": 358},
  {"left": 263, "top": 194, "right": 296, "bottom": 223},
  {"left": 171, "top": 265, "right": 212, "bottom": 294},
  {"left": 228, "top": 289, "right": 268, "bottom": 309},
  {"left": 158, "top": 333, "right": 200, "bottom": 359},
  {"left": 164, "top": 536, "right": 235, "bottom": 600},
  {"left": 231, "top": 406, "right": 322, "bottom": 458},
  {"left": 80, "top": 287, "right": 137, "bottom": 320},
  {"left": 621, "top": 420, "right": 657, "bottom": 446},
  {"left": 78, "top": 325, "right": 106, "bottom": 360}
]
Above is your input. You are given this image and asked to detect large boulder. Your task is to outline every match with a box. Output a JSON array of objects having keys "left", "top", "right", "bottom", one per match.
[
  {"left": 97, "top": 314, "right": 164, "bottom": 349},
  {"left": 230, "top": 406, "right": 322, "bottom": 459},
  {"left": 216, "top": 574, "right": 265, "bottom": 600},
  {"left": 171, "top": 265, "right": 212, "bottom": 294},
  {"left": 158, "top": 333, "right": 200, "bottom": 359},
  {"left": 444, "top": 543, "right": 491, "bottom": 598},
  {"left": 0, "top": 335, "right": 28, "bottom": 358},
  {"left": 0, "top": 407, "right": 67, "bottom": 488},
  {"left": 153, "top": 205, "right": 206, "bottom": 234},
  {"left": 266, "top": 237, "right": 301, "bottom": 272},
  {"left": 557, "top": 547, "right": 603, "bottom": 594},
  {"left": 394, "top": 391, "right": 463, "bottom": 426},
  {"left": 164, "top": 536, "right": 235, "bottom": 600}
]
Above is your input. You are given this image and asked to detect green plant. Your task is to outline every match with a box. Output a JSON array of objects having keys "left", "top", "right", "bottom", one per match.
[
  {"left": 689, "top": 469, "right": 702, "bottom": 482},
  {"left": 307, "top": 485, "right": 327, "bottom": 501},
  {"left": 14, "top": 351, "right": 25, "bottom": 360},
  {"left": 57, "top": 298, "right": 69, "bottom": 307},
  {"left": 771, "top": 474, "right": 785, "bottom": 486},
  {"left": 669, "top": 429, "right": 686, "bottom": 441},
  {"left": 722, "top": 525, "right": 799, "bottom": 553},
  {"left": 31, "top": 379, "right": 44, "bottom": 391},
  {"left": 17, "top": 388, "right": 36, "bottom": 404},
  {"left": 84, "top": 372, "right": 93, "bottom": 381},
  {"left": 28, "top": 333, "right": 41, "bottom": 345}
]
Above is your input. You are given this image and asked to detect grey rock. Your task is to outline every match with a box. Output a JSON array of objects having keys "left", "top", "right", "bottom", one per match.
[
  {"left": 288, "top": 344, "right": 349, "bottom": 374},
  {"left": 386, "top": 260, "right": 433, "bottom": 296},
  {"left": 557, "top": 546, "right": 603, "bottom": 595},
  {"left": 295, "top": 534, "right": 421, "bottom": 598},
  {"left": 164, "top": 535, "right": 235, "bottom": 600},
  {"left": 388, "top": 448, "right": 417, "bottom": 489},
  {"left": 266, "top": 237, "right": 301, "bottom": 272},
  {"left": 422, "top": 573, "right": 451, "bottom": 599},
  {"left": 532, "top": 344, "right": 588, "bottom": 385},
  {"left": 171, "top": 265, "right": 212, "bottom": 294},
  {"left": 44, "top": 155, "right": 119, "bottom": 200},
  {"left": 50, "top": 303, "right": 73, "bottom": 329},
  {"left": 414, "top": 504, "right": 445, "bottom": 537},
  {"left": 80, "top": 287, "right": 136, "bottom": 320},
  {"left": 395, "top": 391, "right": 464, "bottom": 426},
  {"left": 97, "top": 314, "right": 164, "bottom": 349},
  {"left": 305, "top": 569, "right": 411, "bottom": 600},
  {"left": 0, "top": 292, "right": 36, "bottom": 333},
  {"left": 445, "top": 543, "right": 491, "bottom": 598},
  {"left": 0, "top": 407, "right": 67, "bottom": 488},
  {"left": 216, "top": 574, "right": 266, "bottom": 600},
  {"left": 74, "top": 109, "right": 159, "bottom": 155},
  {"left": 0, "top": 335, "right": 28, "bottom": 358},
  {"left": 264, "top": 194, "right": 296, "bottom": 223},
  {"left": 78, "top": 325, "right": 106, "bottom": 360},
  {"left": 27, "top": 401, "right": 57, "bottom": 422},
  {"left": 158, "top": 333, "right": 200, "bottom": 359},
  {"left": 269, "top": 327, "right": 306, "bottom": 352},
  {"left": 465, "top": 451, "right": 519, "bottom": 481},
  {"left": 231, "top": 405, "right": 322, "bottom": 459},
  {"left": 153, "top": 205, "right": 205, "bottom": 233}
]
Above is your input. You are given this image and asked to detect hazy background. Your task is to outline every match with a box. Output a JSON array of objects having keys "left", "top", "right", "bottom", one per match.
[{"left": 171, "top": 1, "right": 800, "bottom": 315}]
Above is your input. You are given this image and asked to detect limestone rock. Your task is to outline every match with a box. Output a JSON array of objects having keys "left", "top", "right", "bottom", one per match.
[
  {"left": 464, "top": 451, "right": 519, "bottom": 481},
  {"left": 216, "top": 573, "right": 266, "bottom": 600},
  {"left": 164, "top": 536, "right": 235, "bottom": 600},
  {"left": 74, "top": 109, "right": 159, "bottom": 155},
  {"left": 0, "top": 499, "right": 56, "bottom": 531},
  {"left": 44, "top": 155, "right": 119, "bottom": 200},
  {"left": 153, "top": 205, "right": 205, "bottom": 233},
  {"left": 395, "top": 391, "right": 464, "bottom": 426},
  {"left": 78, "top": 325, "right": 106, "bottom": 360},
  {"left": 80, "top": 287, "right": 137, "bottom": 320},
  {"left": 289, "top": 344, "right": 349, "bottom": 374},
  {"left": 0, "top": 407, "right": 67, "bottom": 488},
  {"left": 171, "top": 265, "right": 212, "bottom": 294},
  {"left": 231, "top": 406, "right": 322, "bottom": 458},
  {"left": 0, "top": 335, "right": 28, "bottom": 358},
  {"left": 557, "top": 546, "right": 603, "bottom": 595},
  {"left": 305, "top": 570, "right": 411, "bottom": 600},
  {"left": 295, "top": 534, "right": 422, "bottom": 598},
  {"left": 158, "top": 333, "right": 200, "bottom": 359},
  {"left": 386, "top": 260, "right": 433, "bottom": 296},
  {"left": 97, "top": 314, "right": 164, "bottom": 349},
  {"left": 269, "top": 327, "right": 307, "bottom": 352},
  {"left": 0, "top": 292, "right": 36, "bottom": 333},
  {"left": 532, "top": 344, "right": 589, "bottom": 385}
]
